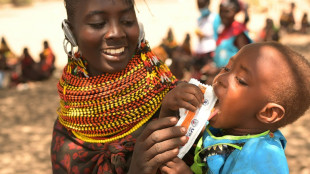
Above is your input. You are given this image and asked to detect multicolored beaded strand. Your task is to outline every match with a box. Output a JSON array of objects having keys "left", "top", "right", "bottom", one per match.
[{"left": 57, "top": 42, "right": 177, "bottom": 143}]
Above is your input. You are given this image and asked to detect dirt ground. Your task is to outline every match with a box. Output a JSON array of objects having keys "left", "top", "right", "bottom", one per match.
[{"left": 0, "top": 0, "right": 310, "bottom": 174}]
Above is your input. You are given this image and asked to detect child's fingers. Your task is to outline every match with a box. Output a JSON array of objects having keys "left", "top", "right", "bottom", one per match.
[
  {"left": 189, "top": 84, "right": 204, "bottom": 104},
  {"left": 178, "top": 99, "right": 197, "bottom": 113},
  {"left": 182, "top": 84, "right": 204, "bottom": 104}
]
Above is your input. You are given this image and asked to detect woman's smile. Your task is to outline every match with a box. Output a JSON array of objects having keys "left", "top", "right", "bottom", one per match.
[{"left": 101, "top": 47, "right": 127, "bottom": 61}]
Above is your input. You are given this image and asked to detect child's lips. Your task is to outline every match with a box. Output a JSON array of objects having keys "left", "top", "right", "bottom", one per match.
[
  {"left": 209, "top": 100, "right": 220, "bottom": 121},
  {"left": 209, "top": 108, "right": 220, "bottom": 121}
]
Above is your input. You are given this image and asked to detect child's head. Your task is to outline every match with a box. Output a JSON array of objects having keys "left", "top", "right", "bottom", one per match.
[
  {"left": 219, "top": 0, "right": 240, "bottom": 27},
  {"left": 211, "top": 42, "right": 310, "bottom": 134}
]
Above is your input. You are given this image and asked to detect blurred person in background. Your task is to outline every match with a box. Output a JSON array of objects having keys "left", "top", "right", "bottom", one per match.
[
  {"left": 200, "top": 0, "right": 252, "bottom": 85},
  {"left": 280, "top": 2, "right": 296, "bottom": 33},
  {"left": 213, "top": 0, "right": 252, "bottom": 68},
  {"left": 0, "top": 37, "right": 21, "bottom": 87},
  {"left": 38, "top": 40, "right": 55, "bottom": 80},
  {"left": 20, "top": 47, "right": 40, "bottom": 82},
  {"left": 257, "top": 18, "right": 280, "bottom": 42},
  {"left": 300, "top": 12, "right": 309, "bottom": 34}
]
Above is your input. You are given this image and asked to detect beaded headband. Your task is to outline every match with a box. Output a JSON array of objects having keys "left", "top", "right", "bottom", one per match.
[{"left": 57, "top": 42, "right": 177, "bottom": 143}]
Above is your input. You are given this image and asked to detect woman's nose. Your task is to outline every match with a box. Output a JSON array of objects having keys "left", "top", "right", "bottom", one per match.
[{"left": 104, "top": 21, "right": 125, "bottom": 39}]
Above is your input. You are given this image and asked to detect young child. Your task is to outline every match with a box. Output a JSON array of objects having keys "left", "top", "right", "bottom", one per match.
[{"left": 159, "top": 41, "right": 310, "bottom": 174}]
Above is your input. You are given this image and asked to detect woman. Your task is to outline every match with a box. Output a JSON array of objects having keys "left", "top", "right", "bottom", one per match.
[
  {"left": 39, "top": 40, "right": 55, "bottom": 80},
  {"left": 199, "top": 0, "right": 251, "bottom": 85},
  {"left": 213, "top": 0, "right": 251, "bottom": 68},
  {"left": 51, "top": 0, "right": 189, "bottom": 173}
]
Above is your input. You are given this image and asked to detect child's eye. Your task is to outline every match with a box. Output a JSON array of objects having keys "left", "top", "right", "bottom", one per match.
[
  {"left": 235, "top": 76, "right": 248, "bottom": 86},
  {"left": 223, "top": 66, "right": 231, "bottom": 72}
]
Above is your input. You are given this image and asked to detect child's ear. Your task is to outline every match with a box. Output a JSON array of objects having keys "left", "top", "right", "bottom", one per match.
[{"left": 256, "top": 103, "right": 285, "bottom": 124}]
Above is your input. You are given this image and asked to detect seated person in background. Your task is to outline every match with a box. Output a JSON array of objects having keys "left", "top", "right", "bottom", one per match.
[
  {"left": 159, "top": 42, "right": 310, "bottom": 174},
  {"left": 300, "top": 12, "right": 309, "bottom": 34},
  {"left": 20, "top": 47, "right": 40, "bottom": 82},
  {"left": 0, "top": 37, "right": 19, "bottom": 71},
  {"left": 0, "top": 37, "right": 21, "bottom": 87},
  {"left": 280, "top": 3, "right": 296, "bottom": 33},
  {"left": 39, "top": 40, "right": 55, "bottom": 80},
  {"left": 257, "top": 18, "right": 280, "bottom": 42}
]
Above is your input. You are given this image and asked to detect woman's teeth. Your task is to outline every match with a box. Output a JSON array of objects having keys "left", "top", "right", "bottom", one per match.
[{"left": 104, "top": 47, "right": 125, "bottom": 55}]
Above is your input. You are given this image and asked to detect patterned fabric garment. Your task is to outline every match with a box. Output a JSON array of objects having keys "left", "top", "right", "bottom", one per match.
[
  {"left": 51, "top": 118, "right": 136, "bottom": 174},
  {"left": 41, "top": 47, "right": 55, "bottom": 72},
  {"left": 191, "top": 126, "right": 289, "bottom": 174}
]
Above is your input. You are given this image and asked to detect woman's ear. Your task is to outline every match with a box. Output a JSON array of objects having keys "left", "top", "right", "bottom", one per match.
[{"left": 256, "top": 103, "right": 285, "bottom": 124}]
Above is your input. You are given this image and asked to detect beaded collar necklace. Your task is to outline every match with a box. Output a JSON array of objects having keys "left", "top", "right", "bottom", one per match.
[{"left": 57, "top": 42, "right": 177, "bottom": 143}]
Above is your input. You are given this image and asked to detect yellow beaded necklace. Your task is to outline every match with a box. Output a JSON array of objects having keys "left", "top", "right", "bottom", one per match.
[{"left": 57, "top": 42, "right": 177, "bottom": 143}]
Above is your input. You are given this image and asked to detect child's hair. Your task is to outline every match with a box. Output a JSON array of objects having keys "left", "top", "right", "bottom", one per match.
[
  {"left": 262, "top": 42, "right": 310, "bottom": 128},
  {"left": 64, "top": 0, "right": 135, "bottom": 22}
]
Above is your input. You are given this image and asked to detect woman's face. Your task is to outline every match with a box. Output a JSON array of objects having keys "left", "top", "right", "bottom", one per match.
[
  {"left": 71, "top": 0, "right": 139, "bottom": 75},
  {"left": 219, "top": 4, "right": 237, "bottom": 27}
]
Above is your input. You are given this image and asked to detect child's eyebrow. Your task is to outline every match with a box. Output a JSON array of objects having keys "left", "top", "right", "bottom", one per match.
[{"left": 240, "top": 64, "right": 251, "bottom": 76}]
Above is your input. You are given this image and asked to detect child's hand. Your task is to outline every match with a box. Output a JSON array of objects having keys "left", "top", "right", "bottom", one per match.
[
  {"left": 160, "top": 157, "right": 193, "bottom": 174},
  {"left": 159, "top": 82, "right": 204, "bottom": 118}
]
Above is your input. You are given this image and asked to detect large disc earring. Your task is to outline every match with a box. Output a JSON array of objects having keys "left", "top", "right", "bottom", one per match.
[
  {"left": 63, "top": 38, "right": 80, "bottom": 60},
  {"left": 138, "top": 22, "right": 145, "bottom": 48}
]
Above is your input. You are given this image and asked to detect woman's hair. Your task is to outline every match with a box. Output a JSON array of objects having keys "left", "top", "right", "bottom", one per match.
[
  {"left": 64, "top": 0, "right": 135, "bottom": 22},
  {"left": 221, "top": 0, "right": 241, "bottom": 12}
]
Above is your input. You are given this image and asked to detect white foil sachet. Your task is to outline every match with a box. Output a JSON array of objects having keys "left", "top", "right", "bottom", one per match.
[{"left": 176, "top": 78, "right": 218, "bottom": 159}]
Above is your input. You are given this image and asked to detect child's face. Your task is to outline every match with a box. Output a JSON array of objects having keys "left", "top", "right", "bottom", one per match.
[
  {"left": 71, "top": 0, "right": 139, "bottom": 75},
  {"left": 210, "top": 44, "right": 285, "bottom": 133}
]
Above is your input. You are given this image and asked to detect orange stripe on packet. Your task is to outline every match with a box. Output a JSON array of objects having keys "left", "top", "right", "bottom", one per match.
[{"left": 180, "top": 84, "right": 206, "bottom": 129}]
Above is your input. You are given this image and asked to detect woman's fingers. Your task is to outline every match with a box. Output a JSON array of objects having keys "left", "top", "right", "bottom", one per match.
[
  {"left": 145, "top": 135, "right": 187, "bottom": 160},
  {"left": 138, "top": 117, "right": 179, "bottom": 141}
]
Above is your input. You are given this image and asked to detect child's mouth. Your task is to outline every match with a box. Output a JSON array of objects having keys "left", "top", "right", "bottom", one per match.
[{"left": 208, "top": 99, "right": 220, "bottom": 121}]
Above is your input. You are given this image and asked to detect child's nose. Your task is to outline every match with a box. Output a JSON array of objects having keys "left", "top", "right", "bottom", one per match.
[{"left": 215, "top": 73, "right": 229, "bottom": 89}]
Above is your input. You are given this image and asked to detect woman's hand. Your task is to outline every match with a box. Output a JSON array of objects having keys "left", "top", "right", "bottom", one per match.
[
  {"left": 159, "top": 82, "right": 204, "bottom": 118},
  {"left": 160, "top": 157, "right": 193, "bottom": 174},
  {"left": 128, "top": 117, "right": 188, "bottom": 174}
]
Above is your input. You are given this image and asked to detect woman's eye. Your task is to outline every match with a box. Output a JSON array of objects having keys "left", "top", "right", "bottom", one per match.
[
  {"left": 235, "top": 76, "right": 248, "bottom": 86},
  {"left": 89, "top": 22, "right": 106, "bottom": 29},
  {"left": 121, "top": 20, "right": 134, "bottom": 26}
]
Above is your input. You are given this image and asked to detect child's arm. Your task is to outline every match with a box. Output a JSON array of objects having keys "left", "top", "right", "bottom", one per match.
[
  {"left": 160, "top": 157, "right": 193, "bottom": 174},
  {"left": 159, "top": 82, "right": 204, "bottom": 118}
]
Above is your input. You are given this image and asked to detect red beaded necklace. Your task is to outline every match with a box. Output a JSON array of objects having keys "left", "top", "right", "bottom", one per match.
[{"left": 57, "top": 42, "right": 177, "bottom": 143}]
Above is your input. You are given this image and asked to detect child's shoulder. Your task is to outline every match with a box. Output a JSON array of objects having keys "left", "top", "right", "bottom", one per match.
[
  {"left": 222, "top": 130, "right": 289, "bottom": 173},
  {"left": 242, "top": 130, "right": 286, "bottom": 154}
]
